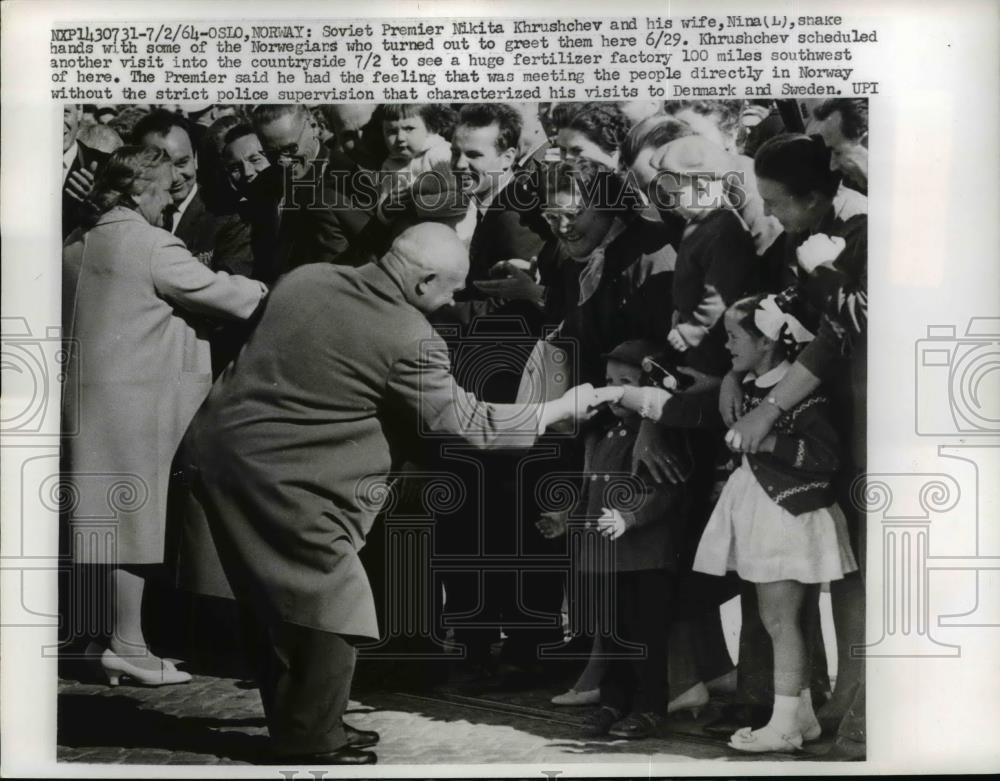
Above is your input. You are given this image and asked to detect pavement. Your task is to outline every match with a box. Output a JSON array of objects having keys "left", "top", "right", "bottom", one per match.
[{"left": 57, "top": 659, "right": 853, "bottom": 767}]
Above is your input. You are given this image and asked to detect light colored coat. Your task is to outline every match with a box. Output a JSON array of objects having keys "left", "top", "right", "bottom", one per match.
[{"left": 62, "top": 206, "right": 265, "bottom": 564}]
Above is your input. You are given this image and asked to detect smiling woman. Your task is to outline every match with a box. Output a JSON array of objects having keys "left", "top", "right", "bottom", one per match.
[{"left": 537, "top": 159, "right": 677, "bottom": 386}]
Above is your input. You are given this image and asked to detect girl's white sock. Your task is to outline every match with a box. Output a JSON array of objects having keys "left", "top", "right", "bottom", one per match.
[
  {"left": 798, "top": 687, "right": 816, "bottom": 719},
  {"left": 768, "top": 694, "right": 801, "bottom": 734}
]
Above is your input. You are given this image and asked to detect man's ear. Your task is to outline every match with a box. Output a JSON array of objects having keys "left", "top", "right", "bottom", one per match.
[
  {"left": 500, "top": 146, "right": 517, "bottom": 169},
  {"left": 415, "top": 271, "right": 437, "bottom": 297}
]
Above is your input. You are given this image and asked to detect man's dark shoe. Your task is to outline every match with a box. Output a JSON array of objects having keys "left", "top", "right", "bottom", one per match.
[
  {"left": 703, "top": 703, "right": 771, "bottom": 736},
  {"left": 344, "top": 721, "right": 380, "bottom": 749},
  {"left": 265, "top": 747, "right": 377, "bottom": 765},
  {"left": 609, "top": 711, "right": 665, "bottom": 740},
  {"left": 580, "top": 706, "right": 622, "bottom": 738}
]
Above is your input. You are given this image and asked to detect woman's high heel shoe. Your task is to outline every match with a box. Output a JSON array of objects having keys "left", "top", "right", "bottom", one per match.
[
  {"left": 667, "top": 681, "right": 710, "bottom": 719},
  {"left": 99, "top": 648, "right": 192, "bottom": 687},
  {"left": 551, "top": 688, "right": 600, "bottom": 706}
]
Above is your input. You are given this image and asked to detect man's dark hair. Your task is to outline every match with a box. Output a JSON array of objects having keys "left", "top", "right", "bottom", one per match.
[
  {"left": 457, "top": 103, "right": 522, "bottom": 153},
  {"left": 222, "top": 123, "right": 258, "bottom": 149},
  {"left": 130, "top": 109, "right": 192, "bottom": 145},
  {"left": 754, "top": 133, "right": 841, "bottom": 198},
  {"left": 812, "top": 99, "right": 868, "bottom": 141}
]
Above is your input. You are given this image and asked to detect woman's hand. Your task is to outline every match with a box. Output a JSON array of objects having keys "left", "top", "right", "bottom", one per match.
[
  {"left": 796, "top": 233, "right": 847, "bottom": 273},
  {"left": 719, "top": 370, "right": 745, "bottom": 427},
  {"left": 667, "top": 327, "right": 689, "bottom": 352},
  {"left": 724, "top": 402, "right": 781, "bottom": 453},
  {"left": 535, "top": 510, "right": 568, "bottom": 539},
  {"left": 473, "top": 262, "right": 544, "bottom": 306},
  {"left": 597, "top": 507, "right": 627, "bottom": 540},
  {"left": 674, "top": 366, "right": 722, "bottom": 396},
  {"left": 631, "top": 418, "right": 688, "bottom": 484},
  {"left": 592, "top": 385, "right": 625, "bottom": 407}
]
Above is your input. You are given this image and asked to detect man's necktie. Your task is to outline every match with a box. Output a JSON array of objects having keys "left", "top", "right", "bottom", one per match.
[{"left": 162, "top": 206, "right": 176, "bottom": 233}]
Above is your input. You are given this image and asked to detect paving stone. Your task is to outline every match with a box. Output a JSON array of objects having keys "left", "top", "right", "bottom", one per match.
[{"left": 58, "top": 674, "right": 842, "bottom": 766}]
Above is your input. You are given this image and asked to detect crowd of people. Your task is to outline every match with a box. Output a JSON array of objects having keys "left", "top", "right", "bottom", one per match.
[{"left": 60, "top": 96, "right": 869, "bottom": 764}]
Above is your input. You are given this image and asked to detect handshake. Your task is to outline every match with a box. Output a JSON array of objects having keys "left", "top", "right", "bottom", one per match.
[{"left": 538, "top": 383, "right": 627, "bottom": 432}]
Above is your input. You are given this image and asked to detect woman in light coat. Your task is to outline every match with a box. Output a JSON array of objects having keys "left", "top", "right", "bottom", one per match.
[{"left": 62, "top": 145, "right": 266, "bottom": 686}]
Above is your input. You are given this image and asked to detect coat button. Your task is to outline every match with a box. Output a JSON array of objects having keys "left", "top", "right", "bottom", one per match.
[
  {"left": 590, "top": 474, "right": 598, "bottom": 481},
  {"left": 619, "top": 428, "right": 627, "bottom": 437},
  {"left": 606, "top": 430, "right": 614, "bottom": 438},
  {"left": 603, "top": 474, "right": 610, "bottom": 482}
]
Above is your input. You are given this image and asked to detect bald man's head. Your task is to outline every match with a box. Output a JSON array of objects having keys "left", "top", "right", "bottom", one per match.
[{"left": 379, "top": 223, "right": 469, "bottom": 314}]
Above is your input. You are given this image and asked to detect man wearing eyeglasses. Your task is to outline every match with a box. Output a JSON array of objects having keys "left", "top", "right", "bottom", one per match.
[{"left": 247, "top": 105, "right": 373, "bottom": 279}]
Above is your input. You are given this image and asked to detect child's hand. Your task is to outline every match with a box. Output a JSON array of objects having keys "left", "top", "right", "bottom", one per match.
[
  {"left": 597, "top": 507, "right": 627, "bottom": 540},
  {"left": 535, "top": 511, "right": 568, "bottom": 539},
  {"left": 592, "top": 385, "right": 625, "bottom": 407},
  {"left": 796, "top": 233, "right": 847, "bottom": 273}
]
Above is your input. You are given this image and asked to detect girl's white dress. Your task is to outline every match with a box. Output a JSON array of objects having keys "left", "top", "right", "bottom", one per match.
[{"left": 693, "top": 366, "right": 858, "bottom": 584}]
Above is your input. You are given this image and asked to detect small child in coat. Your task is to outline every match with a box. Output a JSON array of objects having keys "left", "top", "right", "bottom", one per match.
[{"left": 538, "top": 339, "right": 686, "bottom": 740}]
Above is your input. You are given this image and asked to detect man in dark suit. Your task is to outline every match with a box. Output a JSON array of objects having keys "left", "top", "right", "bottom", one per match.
[
  {"left": 132, "top": 110, "right": 227, "bottom": 263},
  {"left": 248, "top": 105, "right": 373, "bottom": 280},
  {"left": 450, "top": 103, "right": 549, "bottom": 293},
  {"left": 182, "top": 223, "right": 599, "bottom": 764},
  {"left": 62, "top": 104, "right": 110, "bottom": 239},
  {"left": 432, "top": 105, "right": 563, "bottom": 682}
]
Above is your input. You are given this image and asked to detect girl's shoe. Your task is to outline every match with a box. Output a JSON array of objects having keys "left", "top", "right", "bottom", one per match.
[
  {"left": 99, "top": 648, "right": 192, "bottom": 687},
  {"left": 728, "top": 724, "right": 803, "bottom": 753},
  {"left": 551, "top": 688, "right": 600, "bottom": 706},
  {"left": 667, "top": 681, "right": 710, "bottom": 718}
]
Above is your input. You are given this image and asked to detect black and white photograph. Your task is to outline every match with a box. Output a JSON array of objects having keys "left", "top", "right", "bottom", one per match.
[
  {"left": 54, "top": 93, "right": 869, "bottom": 766},
  {"left": 1, "top": 1, "right": 998, "bottom": 777}
]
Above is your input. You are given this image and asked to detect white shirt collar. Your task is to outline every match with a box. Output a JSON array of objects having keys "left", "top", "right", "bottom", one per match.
[
  {"left": 474, "top": 169, "right": 514, "bottom": 216},
  {"left": 751, "top": 360, "right": 792, "bottom": 389},
  {"left": 169, "top": 182, "right": 198, "bottom": 235},
  {"left": 63, "top": 141, "right": 79, "bottom": 179}
]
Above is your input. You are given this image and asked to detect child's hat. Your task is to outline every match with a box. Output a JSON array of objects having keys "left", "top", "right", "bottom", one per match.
[{"left": 603, "top": 339, "right": 662, "bottom": 369}]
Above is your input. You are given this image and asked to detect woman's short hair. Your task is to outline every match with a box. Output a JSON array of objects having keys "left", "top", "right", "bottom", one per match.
[
  {"left": 566, "top": 103, "right": 632, "bottom": 157},
  {"left": 753, "top": 133, "right": 841, "bottom": 198},
  {"left": 665, "top": 100, "right": 743, "bottom": 138},
  {"left": 80, "top": 145, "right": 170, "bottom": 227}
]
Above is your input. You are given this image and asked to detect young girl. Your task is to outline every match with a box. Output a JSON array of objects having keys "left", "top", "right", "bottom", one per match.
[
  {"left": 378, "top": 104, "right": 457, "bottom": 219},
  {"left": 694, "top": 293, "right": 857, "bottom": 752}
]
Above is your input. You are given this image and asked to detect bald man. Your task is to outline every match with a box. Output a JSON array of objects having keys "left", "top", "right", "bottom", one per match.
[{"left": 180, "top": 224, "right": 598, "bottom": 765}]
